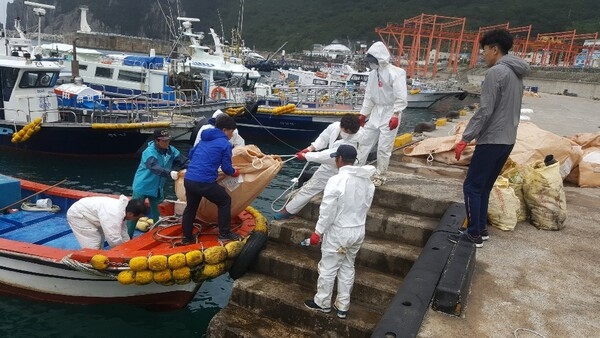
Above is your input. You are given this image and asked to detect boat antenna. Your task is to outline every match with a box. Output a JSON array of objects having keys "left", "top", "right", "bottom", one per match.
[
  {"left": 216, "top": 8, "right": 225, "bottom": 42},
  {"left": 23, "top": 1, "right": 55, "bottom": 48},
  {"left": 266, "top": 41, "right": 288, "bottom": 63}
]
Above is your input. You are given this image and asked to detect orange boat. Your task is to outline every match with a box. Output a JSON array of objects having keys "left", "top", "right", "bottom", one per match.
[{"left": 0, "top": 146, "right": 281, "bottom": 310}]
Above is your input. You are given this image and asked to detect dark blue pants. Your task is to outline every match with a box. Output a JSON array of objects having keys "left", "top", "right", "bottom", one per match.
[
  {"left": 182, "top": 179, "right": 232, "bottom": 240},
  {"left": 463, "top": 144, "right": 514, "bottom": 237}
]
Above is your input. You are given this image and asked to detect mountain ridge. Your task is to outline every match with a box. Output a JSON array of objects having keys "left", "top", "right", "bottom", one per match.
[{"left": 5, "top": 0, "right": 600, "bottom": 52}]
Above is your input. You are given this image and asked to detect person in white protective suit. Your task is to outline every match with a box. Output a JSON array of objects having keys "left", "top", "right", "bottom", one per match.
[
  {"left": 67, "top": 196, "right": 147, "bottom": 249},
  {"left": 357, "top": 41, "right": 408, "bottom": 186},
  {"left": 193, "top": 109, "right": 245, "bottom": 147},
  {"left": 303, "top": 144, "right": 376, "bottom": 319},
  {"left": 273, "top": 115, "right": 363, "bottom": 220}
]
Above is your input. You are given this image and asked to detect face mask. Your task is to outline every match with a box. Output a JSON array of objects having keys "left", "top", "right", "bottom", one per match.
[
  {"left": 369, "top": 63, "right": 378, "bottom": 70},
  {"left": 340, "top": 131, "right": 351, "bottom": 140}
]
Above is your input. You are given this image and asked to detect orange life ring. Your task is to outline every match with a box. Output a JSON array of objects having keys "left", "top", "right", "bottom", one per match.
[{"left": 210, "top": 87, "right": 227, "bottom": 100}]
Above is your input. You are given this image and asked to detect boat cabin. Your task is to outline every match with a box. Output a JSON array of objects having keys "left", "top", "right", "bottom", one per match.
[{"left": 0, "top": 58, "right": 62, "bottom": 123}]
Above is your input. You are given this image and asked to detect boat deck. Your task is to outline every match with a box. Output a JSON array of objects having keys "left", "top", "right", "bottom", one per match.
[{"left": 0, "top": 209, "right": 91, "bottom": 250}]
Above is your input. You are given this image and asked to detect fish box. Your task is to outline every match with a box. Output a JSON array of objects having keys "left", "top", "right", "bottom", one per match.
[{"left": 0, "top": 175, "right": 21, "bottom": 210}]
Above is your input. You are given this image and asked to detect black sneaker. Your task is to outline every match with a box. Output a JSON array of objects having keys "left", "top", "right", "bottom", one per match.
[
  {"left": 304, "top": 299, "right": 331, "bottom": 313},
  {"left": 448, "top": 232, "right": 483, "bottom": 248},
  {"left": 218, "top": 233, "right": 241, "bottom": 241},
  {"left": 332, "top": 303, "right": 347, "bottom": 319},
  {"left": 457, "top": 227, "right": 489, "bottom": 241},
  {"left": 175, "top": 237, "right": 193, "bottom": 246}
]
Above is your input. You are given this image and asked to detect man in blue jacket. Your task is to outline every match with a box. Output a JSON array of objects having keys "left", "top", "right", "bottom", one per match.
[
  {"left": 129, "top": 129, "right": 188, "bottom": 238},
  {"left": 182, "top": 114, "right": 241, "bottom": 244}
]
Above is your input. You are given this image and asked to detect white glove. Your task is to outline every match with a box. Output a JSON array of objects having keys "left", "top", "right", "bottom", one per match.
[{"left": 170, "top": 171, "right": 179, "bottom": 180}]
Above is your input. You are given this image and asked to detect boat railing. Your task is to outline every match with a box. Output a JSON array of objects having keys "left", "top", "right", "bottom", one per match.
[{"left": 261, "top": 85, "right": 364, "bottom": 110}]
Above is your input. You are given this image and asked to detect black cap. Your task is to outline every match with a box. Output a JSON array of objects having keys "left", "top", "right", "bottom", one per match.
[
  {"left": 330, "top": 144, "right": 357, "bottom": 162},
  {"left": 153, "top": 129, "right": 171, "bottom": 141}
]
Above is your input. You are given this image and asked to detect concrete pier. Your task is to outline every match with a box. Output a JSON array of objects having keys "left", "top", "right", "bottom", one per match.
[{"left": 206, "top": 91, "right": 599, "bottom": 337}]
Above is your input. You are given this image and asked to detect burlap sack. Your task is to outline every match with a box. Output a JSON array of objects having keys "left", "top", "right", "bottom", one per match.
[
  {"left": 578, "top": 148, "right": 600, "bottom": 187},
  {"left": 510, "top": 122, "right": 581, "bottom": 179},
  {"left": 523, "top": 160, "right": 567, "bottom": 230},
  {"left": 500, "top": 159, "right": 528, "bottom": 222},
  {"left": 488, "top": 176, "right": 520, "bottom": 231},
  {"left": 195, "top": 145, "right": 282, "bottom": 223},
  {"left": 569, "top": 132, "right": 600, "bottom": 149}
]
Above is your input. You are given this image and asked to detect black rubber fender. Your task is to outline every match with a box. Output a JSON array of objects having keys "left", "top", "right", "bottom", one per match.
[{"left": 229, "top": 231, "right": 268, "bottom": 280}]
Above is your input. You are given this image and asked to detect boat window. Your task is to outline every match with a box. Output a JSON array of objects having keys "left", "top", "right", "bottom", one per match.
[
  {"left": 1, "top": 67, "right": 20, "bottom": 101},
  {"left": 18, "top": 71, "right": 59, "bottom": 88},
  {"left": 118, "top": 70, "right": 146, "bottom": 83},
  {"left": 313, "top": 79, "right": 328, "bottom": 86},
  {"left": 95, "top": 67, "right": 114, "bottom": 79},
  {"left": 243, "top": 78, "right": 257, "bottom": 91},
  {"left": 78, "top": 64, "right": 88, "bottom": 71},
  {"left": 213, "top": 70, "right": 233, "bottom": 85}
]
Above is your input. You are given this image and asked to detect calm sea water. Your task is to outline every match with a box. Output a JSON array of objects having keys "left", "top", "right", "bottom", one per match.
[{"left": 0, "top": 108, "right": 440, "bottom": 337}]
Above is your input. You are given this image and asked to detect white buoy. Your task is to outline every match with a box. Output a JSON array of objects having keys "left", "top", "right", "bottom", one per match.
[
  {"left": 520, "top": 108, "right": 534, "bottom": 114},
  {"left": 150, "top": 48, "right": 156, "bottom": 57}
]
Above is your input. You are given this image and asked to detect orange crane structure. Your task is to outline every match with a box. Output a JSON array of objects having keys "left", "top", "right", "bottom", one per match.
[{"left": 375, "top": 13, "right": 599, "bottom": 78}]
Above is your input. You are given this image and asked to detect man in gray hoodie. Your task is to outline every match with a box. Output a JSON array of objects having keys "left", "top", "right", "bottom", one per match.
[{"left": 450, "top": 29, "right": 531, "bottom": 248}]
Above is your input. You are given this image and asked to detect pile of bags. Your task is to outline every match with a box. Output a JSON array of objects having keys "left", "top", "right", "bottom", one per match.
[{"left": 403, "top": 122, "right": 600, "bottom": 232}]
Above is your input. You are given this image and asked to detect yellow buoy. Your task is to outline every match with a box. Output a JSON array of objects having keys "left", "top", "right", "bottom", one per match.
[
  {"left": 129, "top": 256, "right": 148, "bottom": 272},
  {"left": 117, "top": 270, "right": 136, "bottom": 285},
  {"left": 435, "top": 118, "right": 447, "bottom": 127},
  {"left": 172, "top": 266, "right": 191, "bottom": 280},
  {"left": 201, "top": 263, "right": 226, "bottom": 279},
  {"left": 148, "top": 255, "right": 168, "bottom": 271},
  {"left": 168, "top": 253, "right": 187, "bottom": 270},
  {"left": 153, "top": 269, "right": 173, "bottom": 284},
  {"left": 135, "top": 270, "right": 153, "bottom": 285},
  {"left": 203, "top": 246, "right": 228, "bottom": 264},
  {"left": 91, "top": 254, "right": 110, "bottom": 270},
  {"left": 185, "top": 250, "right": 203, "bottom": 266}
]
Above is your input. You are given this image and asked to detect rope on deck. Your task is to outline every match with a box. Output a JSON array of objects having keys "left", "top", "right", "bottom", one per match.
[{"left": 61, "top": 254, "right": 118, "bottom": 279}]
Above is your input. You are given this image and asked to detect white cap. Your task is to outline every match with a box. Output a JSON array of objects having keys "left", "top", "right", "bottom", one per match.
[{"left": 212, "top": 109, "right": 224, "bottom": 118}]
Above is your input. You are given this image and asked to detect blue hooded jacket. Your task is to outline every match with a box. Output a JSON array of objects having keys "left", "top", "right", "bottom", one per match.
[
  {"left": 185, "top": 128, "right": 235, "bottom": 183},
  {"left": 132, "top": 141, "right": 187, "bottom": 197}
]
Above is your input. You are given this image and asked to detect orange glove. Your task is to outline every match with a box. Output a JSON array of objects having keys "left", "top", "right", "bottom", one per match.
[
  {"left": 231, "top": 169, "right": 241, "bottom": 177},
  {"left": 455, "top": 140, "right": 468, "bottom": 161},
  {"left": 389, "top": 115, "right": 399, "bottom": 130},
  {"left": 359, "top": 114, "right": 367, "bottom": 127},
  {"left": 309, "top": 232, "right": 321, "bottom": 246}
]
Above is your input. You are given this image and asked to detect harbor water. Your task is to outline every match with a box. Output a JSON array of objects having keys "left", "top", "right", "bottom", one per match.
[{"left": 0, "top": 108, "right": 444, "bottom": 337}]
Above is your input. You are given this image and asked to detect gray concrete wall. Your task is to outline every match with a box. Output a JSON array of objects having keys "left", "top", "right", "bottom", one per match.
[
  {"left": 63, "top": 32, "right": 174, "bottom": 56},
  {"left": 467, "top": 75, "right": 600, "bottom": 99}
]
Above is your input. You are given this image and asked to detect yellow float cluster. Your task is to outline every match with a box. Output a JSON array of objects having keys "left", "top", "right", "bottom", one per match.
[
  {"left": 91, "top": 122, "right": 171, "bottom": 130},
  {"left": 226, "top": 106, "right": 245, "bottom": 116},
  {"left": 115, "top": 242, "right": 246, "bottom": 286},
  {"left": 409, "top": 88, "right": 422, "bottom": 95},
  {"left": 257, "top": 104, "right": 296, "bottom": 115},
  {"left": 11, "top": 117, "right": 42, "bottom": 143},
  {"left": 135, "top": 217, "right": 154, "bottom": 232},
  {"left": 245, "top": 206, "right": 268, "bottom": 233}
]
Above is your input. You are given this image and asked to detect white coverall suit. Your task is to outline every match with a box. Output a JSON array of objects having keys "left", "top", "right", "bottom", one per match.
[
  {"left": 193, "top": 110, "right": 245, "bottom": 147},
  {"left": 313, "top": 164, "right": 376, "bottom": 311},
  {"left": 357, "top": 41, "right": 408, "bottom": 177},
  {"left": 285, "top": 122, "right": 363, "bottom": 215},
  {"left": 67, "top": 195, "right": 130, "bottom": 249}
]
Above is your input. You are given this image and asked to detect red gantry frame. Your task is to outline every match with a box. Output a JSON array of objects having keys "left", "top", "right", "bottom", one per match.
[{"left": 375, "top": 13, "right": 599, "bottom": 78}]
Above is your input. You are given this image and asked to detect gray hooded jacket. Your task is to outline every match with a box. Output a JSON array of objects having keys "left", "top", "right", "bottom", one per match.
[{"left": 462, "top": 54, "right": 531, "bottom": 145}]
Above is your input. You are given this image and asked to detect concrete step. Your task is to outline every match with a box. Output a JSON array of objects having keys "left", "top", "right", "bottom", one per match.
[
  {"left": 268, "top": 220, "right": 421, "bottom": 277},
  {"left": 297, "top": 203, "right": 439, "bottom": 247},
  {"left": 230, "top": 272, "right": 381, "bottom": 337},
  {"left": 254, "top": 241, "right": 403, "bottom": 307},
  {"left": 208, "top": 303, "right": 318, "bottom": 338}
]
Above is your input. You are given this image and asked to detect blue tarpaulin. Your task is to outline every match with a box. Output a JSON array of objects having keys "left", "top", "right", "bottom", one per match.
[{"left": 123, "top": 56, "right": 164, "bottom": 69}]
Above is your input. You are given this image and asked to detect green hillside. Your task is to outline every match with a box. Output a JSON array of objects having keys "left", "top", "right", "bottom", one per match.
[{"left": 8, "top": 0, "right": 600, "bottom": 52}]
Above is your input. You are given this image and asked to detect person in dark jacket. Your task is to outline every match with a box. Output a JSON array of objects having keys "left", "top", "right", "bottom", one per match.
[
  {"left": 129, "top": 129, "right": 188, "bottom": 238},
  {"left": 450, "top": 29, "right": 531, "bottom": 248},
  {"left": 181, "top": 114, "right": 241, "bottom": 244}
]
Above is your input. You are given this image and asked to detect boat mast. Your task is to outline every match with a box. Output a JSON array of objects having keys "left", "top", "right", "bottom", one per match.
[{"left": 23, "top": 1, "right": 55, "bottom": 49}]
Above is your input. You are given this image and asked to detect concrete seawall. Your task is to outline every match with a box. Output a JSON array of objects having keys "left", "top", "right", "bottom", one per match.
[{"left": 467, "top": 74, "right": 600, "bottom": 99}]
